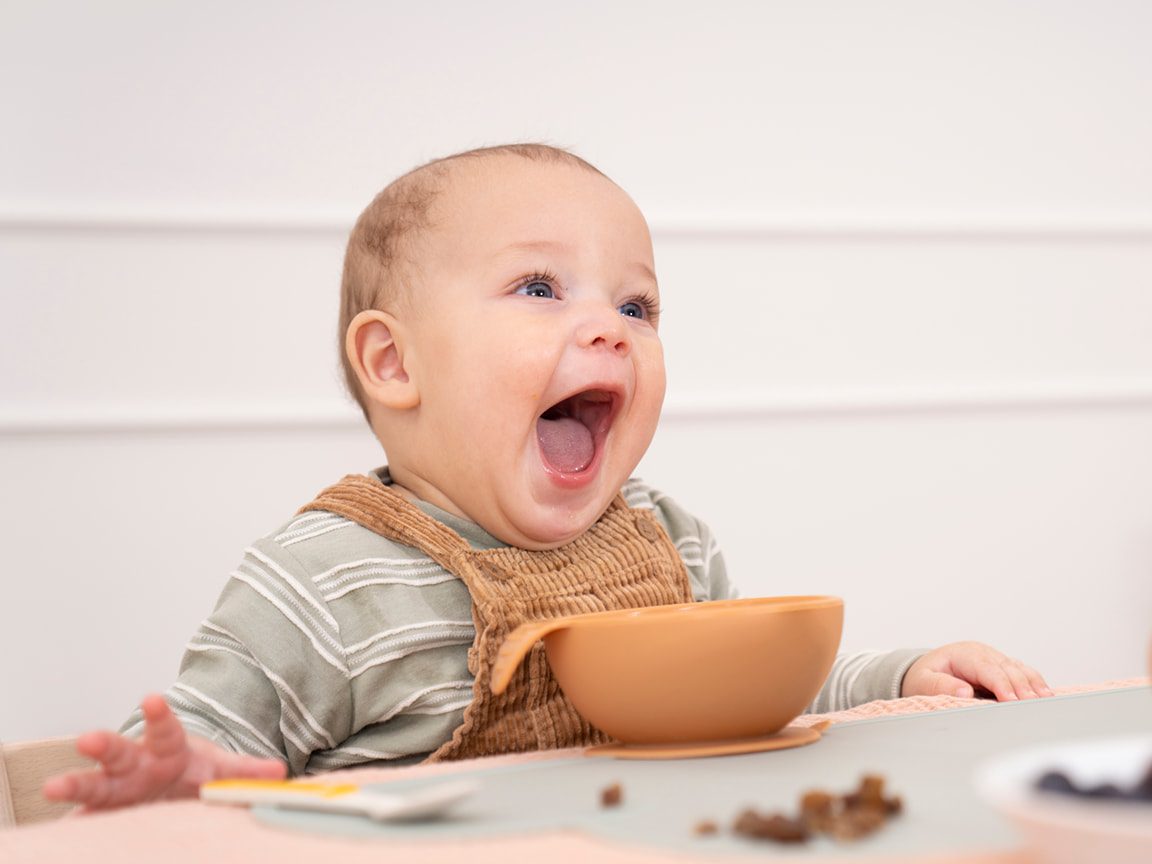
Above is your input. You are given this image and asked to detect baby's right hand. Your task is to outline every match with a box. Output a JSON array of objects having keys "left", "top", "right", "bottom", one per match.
[{"left": 42, "top": 693, "right": 286, "bottom": 811}]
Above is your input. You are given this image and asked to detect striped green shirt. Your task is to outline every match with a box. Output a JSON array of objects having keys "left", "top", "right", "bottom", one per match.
[{"left": 123, "top": 477, "right": 921, "bottom": 774}]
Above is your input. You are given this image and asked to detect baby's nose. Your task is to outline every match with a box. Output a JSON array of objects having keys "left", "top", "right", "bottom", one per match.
[{"left": 576, "top": 305, "right": 631, "bottom": 356}]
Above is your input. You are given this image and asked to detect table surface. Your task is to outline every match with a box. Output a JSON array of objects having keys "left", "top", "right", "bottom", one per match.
[{"left": 2, "top": 680, "right": 1147, "bottom": 864}]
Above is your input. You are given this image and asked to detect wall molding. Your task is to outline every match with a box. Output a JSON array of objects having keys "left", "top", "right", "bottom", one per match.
[
  {"left": 3, "top": 382, "right": 1152, "bottom": 436},
  {"left": 3, "top": 209, "right": 1152, "bottom": 241}
]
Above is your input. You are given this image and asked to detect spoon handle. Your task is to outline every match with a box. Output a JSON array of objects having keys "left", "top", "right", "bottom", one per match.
[{"left": 200, "top": 778, "right": 477, "bottom": 822}]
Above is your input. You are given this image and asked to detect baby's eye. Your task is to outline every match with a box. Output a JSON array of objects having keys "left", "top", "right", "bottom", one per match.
[
  {"left": 618, "top": 301, "right": 646, "bottom": 319},
  {"left": 618, "top": 296, "right": 659, "bottom": 322},
  {"left": 515, "top": 280, "right": 555, "bottom": 299}
]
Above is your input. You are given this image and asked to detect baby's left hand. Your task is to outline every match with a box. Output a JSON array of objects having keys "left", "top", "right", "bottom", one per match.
[{"left": 901, "top": 641, "right": 1053, "bottom": 701}]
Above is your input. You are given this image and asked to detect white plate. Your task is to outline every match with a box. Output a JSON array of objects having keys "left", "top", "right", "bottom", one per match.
[{"left": 974, "top": 735, "right": 1152, "bottom": 864}]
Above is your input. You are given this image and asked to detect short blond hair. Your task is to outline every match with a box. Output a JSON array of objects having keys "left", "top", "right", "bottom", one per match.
[{"left": 339, "top": 143, "right": 606, "bottom": 415}]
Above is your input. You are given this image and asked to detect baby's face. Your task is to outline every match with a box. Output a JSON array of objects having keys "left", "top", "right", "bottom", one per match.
[{"left": 394, "top": 157, "right": 665, "bottom": 549}]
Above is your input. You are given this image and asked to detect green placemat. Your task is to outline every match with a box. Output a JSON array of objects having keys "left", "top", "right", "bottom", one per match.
[{"left": 255, "top": 686, "right": 1152, "bottom": 857}]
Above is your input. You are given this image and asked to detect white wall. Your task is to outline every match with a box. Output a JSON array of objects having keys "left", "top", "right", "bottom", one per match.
[{"left": 2, "top": 1, "right": 1150, "bottom": 741}]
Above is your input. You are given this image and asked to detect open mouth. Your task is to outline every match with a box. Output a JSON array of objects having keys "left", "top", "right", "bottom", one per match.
[{"left": 535, "top": 389, "right": 619, "bottom": 475}]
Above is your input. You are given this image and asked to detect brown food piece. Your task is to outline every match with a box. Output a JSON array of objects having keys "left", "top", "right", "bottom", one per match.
[
  {"left": 845, "top": 774, "right": 886, "bottom": 810},
  {"left": 693, "top": 820, "right": 719, "bottom": 836},
  {"left": 830, "top": 806, "right": 886, "bottom": 841},
  {"left": 800, "top": 790, "right": 836, "bottom": 832},
  {"left": 800, "top": 790, "right": 834, "bottom": 816},
  {"left": 724, "top": 774, "right": 902, "bottom": 845},
  {"left": 732, "top": 809, "right": 809, "bottom": 843},
  {"left": 600, "top": 782, "right": 623, "bottom": 808},
  {"left": 844, "top": 774, "right": 903, "bottom": 815}
]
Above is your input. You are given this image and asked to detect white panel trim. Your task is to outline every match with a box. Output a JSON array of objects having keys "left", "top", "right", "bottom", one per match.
[
  {"left": 652, "top": 214, "right": 1152, "bottom": 241},
  {"left": 3, "top": 381, "right": 1152, "bottom": 435},
  {"left": 3, "top": 209, "right": 1152, "bottom": 240},
  {"left": 0, "top": 209, "right": 354, "bottom": 236}
]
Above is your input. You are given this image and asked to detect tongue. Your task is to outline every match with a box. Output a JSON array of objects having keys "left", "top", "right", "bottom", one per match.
[{"left": 536, "top": 415, "right": 594, "bottom": 473}]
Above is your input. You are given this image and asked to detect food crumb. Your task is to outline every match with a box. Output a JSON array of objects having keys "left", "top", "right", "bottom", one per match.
[
  {"left": 829, "top": 805, "right": 886, "bottom": 842},
  {"left": 800, "top": 789, "right": 835, "bottom": 832},
  {"left": 693, "top": 819, "right": 719, "bottom": 836},
  {"left": 729, "top": 774, "right": 903, "bottom": 845},
  {"left": 733, "top": 809, "right": 809, "bottom": 843},
  {"left": 600, "top": 782, "right": 623, "bottom": 808}
]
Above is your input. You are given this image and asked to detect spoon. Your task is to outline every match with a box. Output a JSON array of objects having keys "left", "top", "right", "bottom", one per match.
[{"left": 201, "top": 777, "right": 478, "bottom": 822}]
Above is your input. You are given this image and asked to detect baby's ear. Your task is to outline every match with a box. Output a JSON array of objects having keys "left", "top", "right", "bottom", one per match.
[{"left": 345, "top": 310, "right": 419, "bottom": 410}]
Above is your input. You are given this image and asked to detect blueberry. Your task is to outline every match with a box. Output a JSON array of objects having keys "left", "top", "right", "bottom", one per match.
[
  {"left": 1133, "top": 765, "right": 1152, "bottom": 801},
  {"left": 1035, "top": 771, "right": 1077, "bottom": 795},
  {"left": 1083, "top": 783, "right": 1124, "bottom": 799}
]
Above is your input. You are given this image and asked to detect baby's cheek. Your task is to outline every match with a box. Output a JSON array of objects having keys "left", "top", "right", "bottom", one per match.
[
  {"left": 634, "top": 369, "right": 667, "bottom": 427},
  {"left": 638, "top": 346, "right": 667, "bottom": 397}
]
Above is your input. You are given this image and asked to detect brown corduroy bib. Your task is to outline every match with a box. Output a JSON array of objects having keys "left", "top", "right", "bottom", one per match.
[{"left": 300, "top": 473, "right": 694, "bottom": 761}]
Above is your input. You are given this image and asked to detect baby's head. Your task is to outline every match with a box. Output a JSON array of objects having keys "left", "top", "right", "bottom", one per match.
[{"left": 340, "top": 144, "right": 665, "bottom": 550}]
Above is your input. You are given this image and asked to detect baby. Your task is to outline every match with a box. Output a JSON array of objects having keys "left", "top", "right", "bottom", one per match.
[{"left": 45, "top": 143, "right": 1050, "bottom": 809}]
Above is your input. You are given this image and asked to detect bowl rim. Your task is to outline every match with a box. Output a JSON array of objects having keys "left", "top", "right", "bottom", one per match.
[{"left": 545, "top": 595, "right": 842, "bottom": 629}]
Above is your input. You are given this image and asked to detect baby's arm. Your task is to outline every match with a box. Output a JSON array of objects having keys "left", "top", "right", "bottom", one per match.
[
  {"left": 901, "top": 641, "right": 1052, "bottom": 700},
  {"left": 43, "top": 694, "right": 286, "bottom": 810}
]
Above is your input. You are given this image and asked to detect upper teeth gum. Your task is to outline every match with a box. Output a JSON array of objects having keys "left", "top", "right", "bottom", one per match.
[{"left": 578, "top": 390, "right": 612, "bottom": 403}]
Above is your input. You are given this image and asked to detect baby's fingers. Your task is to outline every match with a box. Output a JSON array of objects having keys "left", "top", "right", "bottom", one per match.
[
  {"left": 964, "top": 662, "right": 1022, "bottom": 701},
  {"left": 140, "top": 693, "right": 187, "bottom": 759},
  {"left": 914, "top": 670, "right": 974, "bottom": 699},
  {"left": 1003, "top": 661, "right": 1048, "bottom": 700},
  {"left": 42, "top": 732, "right": 144, "bottom": 807},
  {"left": 1019, "top": 662, "right": 1054, "bottom": 697},
  {"left": 43, "top": 766, "right": 123, "bottom": 810},
  {"left": 971, "top": 659, "right": 1047, "bottom": 702},
  {"left": 75, "top": 729, "right": 143, "bottom": 777},
  {"left": 995, "top": 664, "right": 1031, "bottom": 700},
  {"left": 41, "top": 769, "right": 81, "bottom": 803}
]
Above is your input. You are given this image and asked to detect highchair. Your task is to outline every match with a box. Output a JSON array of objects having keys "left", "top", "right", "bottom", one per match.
[{"left": 0, "top": 737, "right": 92, "bottom": 826}]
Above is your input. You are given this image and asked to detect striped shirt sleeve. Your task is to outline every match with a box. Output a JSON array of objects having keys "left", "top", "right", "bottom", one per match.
[{"left": 806, "top": 649, "right": 925, "bottom": 713}]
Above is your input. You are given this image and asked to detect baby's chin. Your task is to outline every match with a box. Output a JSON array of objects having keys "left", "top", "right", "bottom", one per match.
[
  {"left": 464, "top": 447, "right": 640, "bottom": 548},
  {"left": 484, "top": 513, "right": 600, "bottom": 551},
  {"left": 483, "top": 491, "right": 618, "bottom": 551}
]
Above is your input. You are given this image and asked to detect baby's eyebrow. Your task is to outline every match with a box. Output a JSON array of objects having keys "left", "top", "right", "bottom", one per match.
[
  {"left": 499, "top": 240, "right": 658, "bottom": 285},
  {"left": 500, "top": 239, "right": 573, "bottom": 256}
]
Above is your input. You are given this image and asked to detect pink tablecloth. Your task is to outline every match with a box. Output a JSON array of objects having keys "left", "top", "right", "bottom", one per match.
[{"left": 2, "top": 680, "right": 1146, "bottom": 864}]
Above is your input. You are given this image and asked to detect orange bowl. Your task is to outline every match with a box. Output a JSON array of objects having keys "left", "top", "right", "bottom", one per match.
[{"left": 492, "top": 596, "right": 843, "bottom": 745}]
